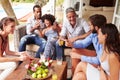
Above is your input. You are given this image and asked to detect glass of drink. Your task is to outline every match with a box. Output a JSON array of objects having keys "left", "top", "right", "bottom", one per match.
[
  {"left": 52, "top": 73, "right": 58, "bottom": 80},
  {"left": 56, "top": 56, "right": 63, "bottom": 65}
]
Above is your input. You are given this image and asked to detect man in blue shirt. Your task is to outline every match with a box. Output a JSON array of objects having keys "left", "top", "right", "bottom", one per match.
[{"left": 66, "top": 14, "right": 107, "bottom": 73}]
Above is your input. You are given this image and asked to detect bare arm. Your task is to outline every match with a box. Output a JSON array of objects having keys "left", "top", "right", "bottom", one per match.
[
  {"left": 108, "top": 53, "right": 119, "bottom": 80},
  {"left": 68, "top": 30, "right": 92, "bottom": 43}
]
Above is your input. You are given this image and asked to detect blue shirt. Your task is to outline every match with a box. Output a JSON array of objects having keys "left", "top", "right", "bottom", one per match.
[{"left": 73, "top": 33, "right": 102, "bottom": 65}]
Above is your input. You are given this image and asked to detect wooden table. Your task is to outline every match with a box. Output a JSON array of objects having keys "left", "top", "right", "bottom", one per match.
[{"left": 5, "top": 59, "right": 67, "bottom": 80}]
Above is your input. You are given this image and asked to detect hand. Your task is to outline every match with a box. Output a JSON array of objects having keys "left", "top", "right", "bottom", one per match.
[
  {"left": 34, "top": 21, "right": 41, "bottom": 29},
  {"left": 68, "top": 37, "right": 77, "bottom": 43},
  {"left": 65, "top": 40, "right": 73, "bottom": 47},
  {"left": 19, "top": 54, "right": 28, "bottom": 61},
  {"left": 19, "top": 51, "right": 34, "bottom": 60}
]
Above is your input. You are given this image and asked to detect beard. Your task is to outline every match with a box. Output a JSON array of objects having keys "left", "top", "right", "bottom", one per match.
[{"left": 92, "top": 28, "right": 97, "bottom": 33}]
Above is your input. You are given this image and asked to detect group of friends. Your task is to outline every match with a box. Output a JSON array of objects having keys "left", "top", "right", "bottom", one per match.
[{"left": 0, "top": 4, "right": 120, "bottom": 80}]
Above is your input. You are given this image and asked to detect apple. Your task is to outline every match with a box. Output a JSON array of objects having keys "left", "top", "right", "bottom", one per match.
[
  {"left": 42, "top": 73, "right": 47, "bottom": 78},
  {"left": 32, "top": 73, "right": 37, "bottom": 78},
  {"left": 52, "top": 74, "right": 57, "bottom": 80},
  {"left": 37, "top": 74, "right": 42, "bottom": 78},
  {"left": 44, "top": 69, "right": 49, "bottom": 73},
  {"left": 36, "top": 69, "right": 42, "bottom": 74}
]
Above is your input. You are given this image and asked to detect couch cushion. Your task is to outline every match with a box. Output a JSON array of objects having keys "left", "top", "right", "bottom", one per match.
[
  {"left": 103, "top": 7, "right": 114, "bottom": 11},
  {"left": 84, "top": 6, "right": 103, "bottom": 11}
]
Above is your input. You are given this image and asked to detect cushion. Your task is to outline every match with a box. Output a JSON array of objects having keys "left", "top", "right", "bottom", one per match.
[
  {"left": 103, "top": 7, "right": 115, "bottom": 11},
  {"left": 84, "top": 6, "right": 103, "bottom": 11}
]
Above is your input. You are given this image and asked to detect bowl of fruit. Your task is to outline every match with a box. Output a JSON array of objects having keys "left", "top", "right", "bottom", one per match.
[{"left": 25, "top": 58, "right": 53, "bottom": 79}]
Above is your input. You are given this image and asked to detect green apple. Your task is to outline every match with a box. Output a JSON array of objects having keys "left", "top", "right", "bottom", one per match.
[
  {"left": 37, "top": 74, "right": 42, "bottom": 78},
  {"left": 42, "top": 73, "right": 47, "bottom": 78},
  {"left": 32, "top": 73, "right": 37, "bottom": 78},
  {"left": 52, "top": 74, "right": 57, "bottom": 80},
  {"left": 44, "top": 69, "right": 49, "bottom": 73},
  {"left": 36, "top": 69, "right": 42, "bottom": 74}
]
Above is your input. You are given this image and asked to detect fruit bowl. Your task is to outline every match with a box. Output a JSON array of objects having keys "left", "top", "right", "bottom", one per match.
[
  {"left": 25, "top": 68, "right": 52, "bottom": 80},
  {"left": 25, "top": 58, "right": 53, "bottom": 79}
]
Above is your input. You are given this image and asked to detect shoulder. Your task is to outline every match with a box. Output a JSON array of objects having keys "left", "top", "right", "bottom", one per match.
[{"left": 77, "top": 18, "right": 87, "bottom": 23}]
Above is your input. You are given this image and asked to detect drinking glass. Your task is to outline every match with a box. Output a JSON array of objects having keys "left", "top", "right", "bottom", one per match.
[{"left": 56, "top": 56, "right": 63, "bottom": 65}]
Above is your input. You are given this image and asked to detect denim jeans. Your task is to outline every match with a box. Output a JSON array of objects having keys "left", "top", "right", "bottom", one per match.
[
  {"left": 19, "top": 34, "right": 46, "bottom": 58},
  {"left": 55, "top": 40, "right": 64, "bottom": 59}
]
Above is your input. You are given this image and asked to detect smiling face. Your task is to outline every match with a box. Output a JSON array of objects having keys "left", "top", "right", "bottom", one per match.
[
  {"left": 44, "top": 19, "right": 52, "bottom": 27},
  {"left": 66, "top": 12, "right": 76, "bottom": 27},
  {"left": 98, "top": 29, "right": 106, "bottom": 45},
  {"left": 4, "top": 21, "right": 16, "bottom": 34}
]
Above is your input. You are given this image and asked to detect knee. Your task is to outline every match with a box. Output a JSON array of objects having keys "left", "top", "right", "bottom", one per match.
[
  {"left": 55, "top": 41, "right": 59, "bottom": 46},
  {"left": 20, "top": 36, "right": 27, "bottom": 42},
  {"left": 73, "top": 72, "right": 85, "bottom": 80},
  {"left": 79, "top": 62, "right": 87, "bottom": 68}
]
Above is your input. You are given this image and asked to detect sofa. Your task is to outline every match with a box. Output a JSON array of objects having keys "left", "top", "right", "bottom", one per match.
[{"left": 82, "top": 5, "right": 114, "bottom": 23}]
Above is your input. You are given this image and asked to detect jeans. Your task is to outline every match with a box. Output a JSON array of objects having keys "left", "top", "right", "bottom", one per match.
[
  {"left": 55, "top": 40, "right": 64, "bottom": 59},
  {"left": 19, "top": 34, "right": 46, "bottom": 58}
]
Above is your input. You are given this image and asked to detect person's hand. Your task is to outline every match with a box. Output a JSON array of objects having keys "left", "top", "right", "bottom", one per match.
[
  {"left": 68, "top": 37, "right": 77, "bottom": 43},
  {"left": 19, "top": 51, "right": 34, "bottom": 60},
  {"left": 19, "top": 54, "right": 28, "bottom": 61},
  {"left": 65, "top": 40, "right": 73, "bottom": 47},
  {"left": 34, "top": 21, "right": 41, "bottom": 29}
]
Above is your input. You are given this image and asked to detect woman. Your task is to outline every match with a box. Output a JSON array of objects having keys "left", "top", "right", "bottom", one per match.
[
  {"left": 72, "top": 23, "right": 120, "bottom": 80},
  {"left": 0, "top": 17, "right": 31, "bottom": 80},
  {"left": 41, "top": 14, "right": 61, "bottom": 59}
]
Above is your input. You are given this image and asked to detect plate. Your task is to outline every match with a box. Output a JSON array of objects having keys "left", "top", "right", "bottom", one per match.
[{"left": 25, "top": 69, "right": 53, "bottom": 80}]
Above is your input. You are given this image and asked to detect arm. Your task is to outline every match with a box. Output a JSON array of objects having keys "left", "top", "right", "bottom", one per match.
[
  {"left": 68, "top": 19, "right": 91, "bottom": 43},
  {"left": 59, "top": 23, "right": 67, "bottom": 40},
  {"left": 65, "top": 33, "right": 93, "bottom": 48},
  {"left": 108, "top": 53, "right": 119, "bottom": 80},
  {"left": 73, "top": 33, "right": 93, "bottom": 48},
  {"left": 26, "top": 18, "right": 41, "bottom": 34},
  {"left": 68, "top": 30, "right": 92, "bottom": 43},
  {"left": 81, "top": 55, "right": 100, "bottom": 65}
]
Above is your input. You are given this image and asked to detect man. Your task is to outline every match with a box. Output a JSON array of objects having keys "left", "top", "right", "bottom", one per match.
[
  {"left": 55, "top": 7, "right": 92, "bottom": 60},
  {"left": 67, "top": 14, "right": 107, "bottom": 73},
  {"left": 19, "top": 5, "right": 46, "bottom": 58}
]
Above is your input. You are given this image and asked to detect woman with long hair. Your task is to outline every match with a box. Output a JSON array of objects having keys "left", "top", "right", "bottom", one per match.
[{"left": 0, "top": 17, "right": 31, "bottom": 80}]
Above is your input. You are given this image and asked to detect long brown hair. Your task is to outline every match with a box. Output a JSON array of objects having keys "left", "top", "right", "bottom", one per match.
[
  {"left": 101, "top": 23, "right": 120, "bottom": 56},
  {"left": 0, "top": 17, "right": 15, "bottom": 31}
]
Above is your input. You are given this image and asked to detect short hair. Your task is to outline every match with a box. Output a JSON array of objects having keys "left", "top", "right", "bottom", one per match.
[
  {"left": 33, "top": 5, "right": 41, "bottom": 12},
  {"left": 89, "top": 14, "right": 107, "bottom": 28},
  {"left": 66, "top": 7, "right": 76, "bottom": 14}
]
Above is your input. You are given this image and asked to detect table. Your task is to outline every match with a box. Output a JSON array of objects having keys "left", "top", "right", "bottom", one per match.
[{"left": 5, "top": 59, "right": 67, "bottom": 80}]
